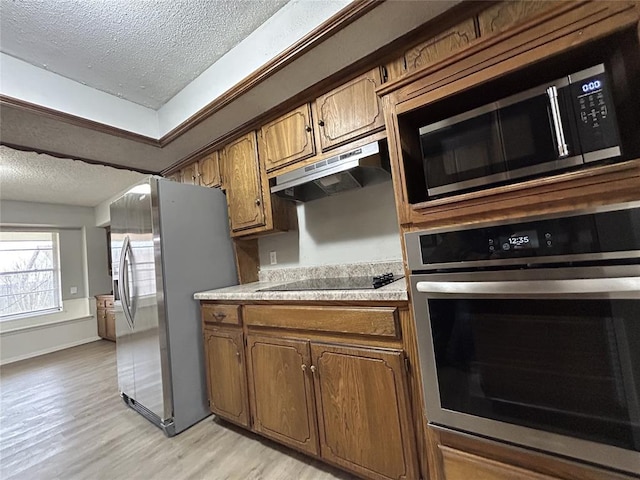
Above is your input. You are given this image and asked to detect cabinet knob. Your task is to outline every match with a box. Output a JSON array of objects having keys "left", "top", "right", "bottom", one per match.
[
  {"left": 305, "top": 125, "right": 312, "bottom": 132},
  {"left": 255, "top": 198, "right": 261, "bottom": 206},
  {"left": 310, "top": 365, "right": 317, "bottom": 374},
  {"left": 301, "top": 364, "right": 307, "bottom": 371},
  {"left": 236, "top": 351, "right": 241, "bottom": 358},
  {"left": 318, "top": 120, "right": 325, "bottom": 127}
]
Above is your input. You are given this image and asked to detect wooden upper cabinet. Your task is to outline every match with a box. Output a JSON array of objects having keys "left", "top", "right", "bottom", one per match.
[
  {"left": 246, "top": 335, "right": 319, "bottom": 456},
  {"left": 198, "top": 151, "right": 222, "bottom": 188},
  {"left": 165, "top": 172, "right": 181, "bottom": 182},
  {"left": 259, "top": 104, "right": 316, "bottom": 172},
  {"left": 314, "top": 68, "right": 385, "bottom": 151},
  {"left": 222, "top": 132, "right": 266, "bottom": 233},
  {"left": 404, "top": 19, "right": 477, "bottom": 74},
  {"left": 478, "top": 1, "right": 561, "bottom": 37},
  {"left": 203, "top": 327, "right": 250, "bottom": 428},
  {"left": 311, "top": 344, "right": 418, "bottom": 480},
  {"left": 180, "top": 162, "right": 199, "bottom": 185}
]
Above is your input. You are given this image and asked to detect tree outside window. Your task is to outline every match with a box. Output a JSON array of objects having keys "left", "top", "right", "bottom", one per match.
[{"left": 0, "top": 231, "right": 62, "bottom": 320}]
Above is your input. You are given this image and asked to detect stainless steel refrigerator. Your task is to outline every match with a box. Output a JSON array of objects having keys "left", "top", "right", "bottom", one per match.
[{"left": 110, "top": 176, "right": 237, "bottom": 436}]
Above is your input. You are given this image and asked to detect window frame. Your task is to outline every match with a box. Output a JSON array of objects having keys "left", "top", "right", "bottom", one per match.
[{"left": 0, "top": 230, "right": 63, "bottom": 321}]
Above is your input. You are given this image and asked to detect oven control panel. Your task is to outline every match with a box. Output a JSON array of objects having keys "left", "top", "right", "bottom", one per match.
[{"left": 409, "top": 204, "right": 640, "bottom": 269}]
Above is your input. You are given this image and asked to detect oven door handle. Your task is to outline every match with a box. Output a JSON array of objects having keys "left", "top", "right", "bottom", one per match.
[{"left": 415, "top": 277, "right": 640, "bottom": 296}]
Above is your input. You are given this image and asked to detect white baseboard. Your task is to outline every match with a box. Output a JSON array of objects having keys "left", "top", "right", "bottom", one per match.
[
  {"left": 0, "top": 316, "right": 104, "bottom": 365},
  {"left": 0, "top": 335, "right": 103, "bottom": 366}
]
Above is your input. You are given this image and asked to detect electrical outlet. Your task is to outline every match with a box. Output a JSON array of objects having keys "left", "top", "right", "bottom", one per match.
[
  {"left": 269, "top": 251, "right": 277, "bottom": 265},
  {"left": 70, "top": 286, "right": 78, "bottom": 295}
]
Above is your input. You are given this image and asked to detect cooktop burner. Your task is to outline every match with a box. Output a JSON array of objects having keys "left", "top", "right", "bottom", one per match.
[{"left": 259, "top": 272, "right": 403, "bottom": 291}]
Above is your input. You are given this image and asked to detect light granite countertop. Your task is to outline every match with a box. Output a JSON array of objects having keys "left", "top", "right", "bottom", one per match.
[
  {"left": 193, "top": 278, "right": 408, "bottom": 302},
  {"left": 193, "top": 261, "right": 408, "bottom": 302}
]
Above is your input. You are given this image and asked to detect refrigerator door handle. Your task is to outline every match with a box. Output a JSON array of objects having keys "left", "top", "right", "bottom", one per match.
[{"left": 119, "top": 235, "right": 134, "bottom": 330}]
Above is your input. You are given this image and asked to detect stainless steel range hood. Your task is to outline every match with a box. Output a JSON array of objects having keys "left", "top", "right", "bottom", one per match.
[{"left": 271, "top": 141, "right": 390, "bottom": 202}]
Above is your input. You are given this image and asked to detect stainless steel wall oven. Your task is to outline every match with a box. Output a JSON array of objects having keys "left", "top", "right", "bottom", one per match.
[{"left": 406, "top": 202, "right": 640, "bottom": 474}]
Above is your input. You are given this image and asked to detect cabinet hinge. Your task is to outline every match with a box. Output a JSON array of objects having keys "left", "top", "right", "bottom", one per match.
[
  {"left": 404, "top": 357, "right": 411, "bottom": 374},
  {"left": 244, "top": 336, "right": 248, "bottom": 347},
  {"left": 403, "top": 56, "right": 407, "bottom": 71}
]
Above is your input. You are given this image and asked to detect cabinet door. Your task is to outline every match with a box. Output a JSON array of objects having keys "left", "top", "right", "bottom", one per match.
[
  {"left": 404, "top": 19, "right": 477, "bottom": 74},
  {"left": 246, "top": 335, "right": 319, "bottom": 456},
  {"left": 181, "top": 162, "right": 200, "bottom": 185},
  {"left": 165, "top": 172, "right": 181, "bottom": 182},
  {"left": 259, "top": 104, "right": 315, "bottom": 172},
  {"left": 478, "top": 1, "right": 560, "bottom": 37},
  {"left": 203, "top": 327, "right": 250, "bottom": 427},
  {"left": 315, "top": 68, "right": 385, "bottom": 151},
  {"left": 199, "top": 151, "right": 222, "bottom": 188},
  {"left": 105, "top": 309, "right": 116, "bottom": 341},
  {"left": 311, "top": 344, "right": 418, "bottom": 480},
  {"left": 96, "top": 309, "right": 107, "bottom": 338},
  {"left": 222, "top": 132, "right": 266, "bottom": 232}
]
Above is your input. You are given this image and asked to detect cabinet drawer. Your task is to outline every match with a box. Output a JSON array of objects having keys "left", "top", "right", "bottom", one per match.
[
  {"left": 201, "top": 304, "right": 241, "bottom": 326},
  {"left": 440, "top": 446, "right": 561, "bottom": 480},
  {"left": 244, "top": 305, "right": 399, "bottom": 338},
  {"left": 95, "top": 295, "right": 113, "bottom": 308}
]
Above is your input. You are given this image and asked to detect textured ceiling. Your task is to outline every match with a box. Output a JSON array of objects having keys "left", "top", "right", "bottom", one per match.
[
  {"left": 0, "top": 146, "right": 146, "bottom": 207},
  {"left": 0, "top": 0, "right": 290, "bottom": 109}
]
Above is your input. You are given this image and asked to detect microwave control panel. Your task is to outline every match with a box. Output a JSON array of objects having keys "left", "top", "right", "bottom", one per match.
[{"left": 570, "top": 72, "right": 620, "bottom": 153}]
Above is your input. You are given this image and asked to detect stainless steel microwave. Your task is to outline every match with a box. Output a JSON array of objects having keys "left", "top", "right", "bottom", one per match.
[{"left": 419, "top": 64, "right": 622, "bottom": 198}]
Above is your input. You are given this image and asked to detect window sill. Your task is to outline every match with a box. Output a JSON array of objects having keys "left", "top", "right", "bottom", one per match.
[{"left": 0, "top": 298, "right": 91, "bottom": 335}]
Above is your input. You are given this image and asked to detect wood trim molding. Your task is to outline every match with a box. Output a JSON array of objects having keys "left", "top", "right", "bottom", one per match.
[
  {"left": 0, "top": 95, "right": 161, "bottom": 146},
  {"left": 158, "top": 0, "right": 381, "bottom": 147},
  {"left": 0, "top": 141, "right": 157, "bottom": 174},
  {"left": 375, "top": 1, "right": 577, "bottom": 98},
  {"left": 161, "top": 3, "right": 484, "bottom": 175},
  {"left": 1, "top": 0, "right": 381, "bottom": 173}
]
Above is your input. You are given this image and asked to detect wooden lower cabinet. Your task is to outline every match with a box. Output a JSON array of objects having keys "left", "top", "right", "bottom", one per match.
[
  {"left": 203, "top": 326, "right": 250, "bottom": 428},
  {"left": 245, "top": 333, "right": 418, "bottom": 480},
  {"left": 311, "top": 343, "right": 419, "bottom": 480},
  {"left": 439, "top": 446, "right": 561, "bottom": 480},
  {"left": 246, "top": 335, "right": 319, "bottom": 456},
  {"left": 430, "top": 427, "right": 636, "bottom": 480},
  {"left": 95, "top": 294, "right": 115, "bottom": 342}
]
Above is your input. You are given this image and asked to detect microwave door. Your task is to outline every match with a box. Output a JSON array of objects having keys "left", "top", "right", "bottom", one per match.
[
  {"left": 497, "top": 86, "right": 584, "bottom": 179},
  {"left": 422, "top": 110, "right": 507, "bottom": 197}
]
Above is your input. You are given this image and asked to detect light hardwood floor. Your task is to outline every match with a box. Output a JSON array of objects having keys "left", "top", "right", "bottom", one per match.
[{"left": 0, "top": 340, "right": 358, "bottom": 480}]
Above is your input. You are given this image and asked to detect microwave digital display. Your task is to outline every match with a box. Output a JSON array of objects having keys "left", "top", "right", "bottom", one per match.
[{"left": 581, "top": 79, "right": 602, "bottom": 93}]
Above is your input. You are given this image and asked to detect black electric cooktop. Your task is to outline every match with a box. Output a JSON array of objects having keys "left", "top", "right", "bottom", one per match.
[{"left": 259, "top": 273, "right": 403, "bottom": 291}]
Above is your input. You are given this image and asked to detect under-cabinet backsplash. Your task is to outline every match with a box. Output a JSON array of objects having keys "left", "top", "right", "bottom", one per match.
[{"left": 258, "top": 182, "right": 402, "bottom": 271}]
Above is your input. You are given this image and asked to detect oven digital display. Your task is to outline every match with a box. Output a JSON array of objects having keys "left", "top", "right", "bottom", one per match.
[{"left": 500, "top": 230, "right": 539, "bottom": 250}]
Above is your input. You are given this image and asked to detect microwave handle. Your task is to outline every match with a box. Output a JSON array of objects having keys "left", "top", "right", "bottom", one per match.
[
  {"left": 546, "top": 86, "right": 569, "bottom": 158},
  {"left": 415, "top": 277, "right": 640, "bottom": 297}
]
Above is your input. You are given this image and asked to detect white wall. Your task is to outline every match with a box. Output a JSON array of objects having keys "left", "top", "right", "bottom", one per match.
[
  {"left": 258, "top": 182, "right": 402, "bottom": 270},
  {"left": 0, "top": 200, "right": 112, "bottom": 364}
]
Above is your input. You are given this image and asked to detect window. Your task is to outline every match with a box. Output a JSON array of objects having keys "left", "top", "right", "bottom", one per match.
[{"left": 0, "top": 231, "right": 62, "bottom": 320}]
